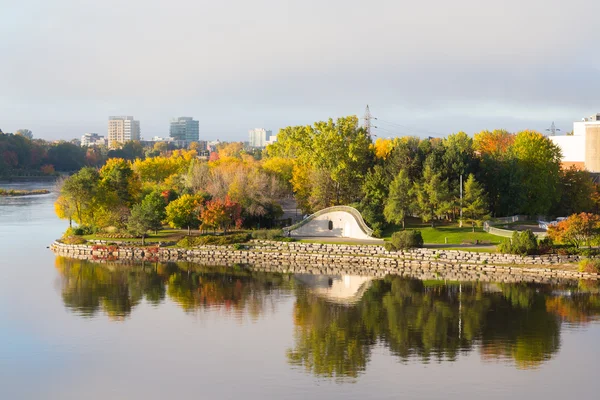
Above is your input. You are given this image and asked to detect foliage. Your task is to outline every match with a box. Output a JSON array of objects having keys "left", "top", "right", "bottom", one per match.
[
  {"left": 165, "top": 193, "right": 206, "bottom": 234},
  {"left": 386, "top": 230, "right": 424, "bottom": 251},
  {"left": 176, "top": 233, "right": 251, "bottom": 248},
  {"left": 579, "top": 259, "right": 600, "bottom": 274},
  {"left": 60, "top": 235, "right": 88, "bottom": 245},
  {"left": 511, "top": 130, "right": 562, "bottom": 216},
  {"left": 383, "top": 169, "right": 413, "bottom": 229},
  {"left": 498, "top": 230, "right": 539, "bottom": 255},
  {"left": 200, "top": 196, "right": 243, "bottom": 232},
  {"left": 547, "top": 213, "right": 600, "bottom": 248},
  {"left": 251, "top": 229, "right": 285, "bottom": 240},
  {"left": 412, "top": 164, "right": 450, "bottom": 227},
  {"left": 462, "top": 174, "right": 488, "bottom": 231}
]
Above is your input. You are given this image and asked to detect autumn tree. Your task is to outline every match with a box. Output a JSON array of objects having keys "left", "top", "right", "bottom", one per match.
[
  {"left": 383, "top": 169, "right": 413, "bottom": 229},
  {"left": 462, "top": 174, "right": 488, "bottom": 231},
  {"left": 165, "top": 193, "right": 206, "bottom": 235},
  {"left": 201, "top": 196, "right": 243, "bottom": 232},
  {"left": 59, "top": 167, "right": 100, "bottom": 225},
  {"left": 547, "top": 213, "right": 600, "bottom": 248}
]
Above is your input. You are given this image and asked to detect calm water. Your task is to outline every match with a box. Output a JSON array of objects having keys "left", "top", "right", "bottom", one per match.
[{"left": 2, "top": 182, "right": 600, "bottom": 400}]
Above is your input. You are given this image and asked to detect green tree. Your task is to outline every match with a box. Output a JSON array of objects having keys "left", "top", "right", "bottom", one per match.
[
  {"left": 413, "top": 164, "right": 450, "bottom": 227},
  {"left": 59, "top": 167, "right": 100, "bottom": 225},
  {"left": 383, "top": 169, "right": 413, "bottom": 229},
  {"left": 359, "top": 165, "right": 389, "bottom": 232},
  {"left": 512, "top": 130, "right": 562, "bottom": 216},
  {"left": 555, "top": 167, "right": 594, "bottom": 216},
  {"left": 127, "top": 203, "right": 154, "bottom": 245},
  {"left": 462, "top": 174, "right": 488, "bottom": 231}
]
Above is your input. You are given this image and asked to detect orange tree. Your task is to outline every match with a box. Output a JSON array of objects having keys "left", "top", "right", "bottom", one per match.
[
  {"left": 548, "top": 213, "right": 600, "bottom": 248},
  {"left": 200, "top": 196, "right": 242, "bottom": 233}
]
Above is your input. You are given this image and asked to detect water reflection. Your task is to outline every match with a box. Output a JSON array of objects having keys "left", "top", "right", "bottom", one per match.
[{"left": 54, "top": 257, "right": 600, "bottom": 376}]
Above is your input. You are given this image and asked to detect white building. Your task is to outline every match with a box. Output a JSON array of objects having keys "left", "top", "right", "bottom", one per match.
[
  {"left": 284, "top": 206, "right": 380, "bottom": 241},
  {"left": 549, "top": 113, "right": 600, "bottom": 172},
  {"left": 108, "top": 116, "right": 140, "bottom": 147},
  {"left": 81, "top": 133, "right": 107, "bottom": 147},
  {"left": 248, "top": 128, "right": 273, "bottom": 148}
]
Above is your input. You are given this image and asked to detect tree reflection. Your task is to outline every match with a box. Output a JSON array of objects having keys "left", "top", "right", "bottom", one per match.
[
  {"left": 287, "top": 277, "right": 600, "bottom": 377},
  {"left": 54, "top": 257, "right": 600, "bottom": 375},
  {"left": 55, "top": 258, "right": 291, "bottom": 320}
]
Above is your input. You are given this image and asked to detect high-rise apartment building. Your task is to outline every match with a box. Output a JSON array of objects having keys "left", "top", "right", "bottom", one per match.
[
  {"left": 169, "top": 117, "right": 199, "bottom": 144},
  {"left": 248, "top": 128, "right": 273, "bottom": 147},
  {"left": 108, "top": 116, "right": 140, "bottom": 147}
]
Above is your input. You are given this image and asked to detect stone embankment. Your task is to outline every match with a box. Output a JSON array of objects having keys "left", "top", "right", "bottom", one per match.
[{"left": 50, "top": 240, "right": 599, "bottom": 283}]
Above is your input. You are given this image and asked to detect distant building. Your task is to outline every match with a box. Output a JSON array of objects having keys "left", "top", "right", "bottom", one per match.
[
  {"left": 248, "top": 128, "right": 273, "bottom": 148},
  {"left": 549, "top": 113, "right": 600, "bottom": 172},
  {"left": 81, "top": 133, "right": 106, "bottom": 147},
  {"left": 108, "top": 116, "right": 140, "bottom": 147},
  {"left": 170, "top": 117, "right": 199, "bottom": 144}
]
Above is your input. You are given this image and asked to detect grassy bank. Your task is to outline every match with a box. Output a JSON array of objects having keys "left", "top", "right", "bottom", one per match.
[{"left": 383, "top": 219, "right": 500, "bottom": 245}]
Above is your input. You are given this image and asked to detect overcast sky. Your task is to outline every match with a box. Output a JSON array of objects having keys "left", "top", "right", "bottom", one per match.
[{"left": 1, "top": 0, "right": 599, "bottom": 141}]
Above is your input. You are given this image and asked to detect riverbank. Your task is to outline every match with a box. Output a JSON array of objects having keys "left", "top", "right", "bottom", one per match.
[
  {"left": 0, "top": 188, "right": 51, "bottom": 196},
  {"left": 50, "top": 239, "right": 600, "bottom": 282}
]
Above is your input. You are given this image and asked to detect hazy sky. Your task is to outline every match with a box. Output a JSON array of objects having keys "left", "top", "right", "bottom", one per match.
[{"left": 1, "top": 0, "right": 599, "bottom": 141}]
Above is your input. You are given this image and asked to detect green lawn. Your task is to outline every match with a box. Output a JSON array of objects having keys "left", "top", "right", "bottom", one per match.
[{"left": 383, "top": 219, "right": 501, "bottom": 245}]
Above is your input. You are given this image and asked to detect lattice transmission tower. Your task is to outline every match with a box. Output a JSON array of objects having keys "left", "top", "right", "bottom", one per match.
[
  {"left": 363, "top": 105, "right": 374, "bottom": 136},
  {"left": 546, "top": 122, "right": 561, "bottom": 136}
]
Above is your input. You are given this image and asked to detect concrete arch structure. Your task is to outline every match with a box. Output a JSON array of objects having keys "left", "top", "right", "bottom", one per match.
[{"left": 284, "top": 206, "right": 375, "bottom": 240}]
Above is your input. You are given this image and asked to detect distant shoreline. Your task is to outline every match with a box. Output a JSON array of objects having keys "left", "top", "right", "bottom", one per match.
[
  {"left": 0, "top": 176, "right": 58, "bottom": 183},
  {"left": 0, "top": 189, "right": 51, "bottom": 197}
]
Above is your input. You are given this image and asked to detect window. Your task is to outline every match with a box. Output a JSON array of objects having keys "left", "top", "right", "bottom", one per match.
[{"left": 328, "top": 221, "right": 333, "bottom": 230}]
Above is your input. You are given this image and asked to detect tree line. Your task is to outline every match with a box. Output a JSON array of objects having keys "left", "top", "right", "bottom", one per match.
[{"left": 53, "top": 115, "right": 599, "bottom": 239}]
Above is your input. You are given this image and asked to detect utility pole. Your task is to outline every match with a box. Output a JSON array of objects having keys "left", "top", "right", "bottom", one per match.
[{"left": 459, "top": 174, "right": 463, "bottom": 228}]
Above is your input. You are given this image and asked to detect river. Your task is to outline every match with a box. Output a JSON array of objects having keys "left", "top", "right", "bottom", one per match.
[{"left": 1, "top": 182, "right": 600, "bottom": 399}]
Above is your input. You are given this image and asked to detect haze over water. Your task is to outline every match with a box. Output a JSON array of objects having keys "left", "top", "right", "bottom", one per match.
[{"left": 2, "top": 182, "right": 600, "bottom": 400}]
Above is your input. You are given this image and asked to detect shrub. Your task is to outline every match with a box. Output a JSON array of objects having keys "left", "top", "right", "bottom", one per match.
[
  {"left": 372, "top": 228, "right": 382, "bottom": 239},
  {"left": 389, "top": 230, "right": 424, "bottom": 250},
  {"left": 497, "top": 230, "right": 539, "bottom": 255},
  {"left": 251, "top": 229, "right": 284, "bottom": 240},
  {"left": 384, "top": 242, "right": 396, "bottom": 252},
  {"left": 71, "top": 225, "right": 99, "bottom": 236},
  {"left": 232, "top": 243, "right": 245, "bottom": 250},
  {"left": 61, "top": 236, "right": 87, "bottom": 245},
  {"left": 176, "top": 233, "right": 251, "bottom": 248},
  {"left": 538, "top": 237, "right": 554, "bottom": 255},
  {"left": 579, "top": 259, "right": 600, "bottom": 274}
]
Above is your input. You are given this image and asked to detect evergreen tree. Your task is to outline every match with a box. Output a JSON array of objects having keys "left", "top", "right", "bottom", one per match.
[
  {"left": 413, "top": 165, "right": 450, "bottom": 227},
  {"left": 462, "top": 174, "right": 488, "bottom": 232},
  {"left": 383, "top": 169, "right": 413, "bottom": 229}
]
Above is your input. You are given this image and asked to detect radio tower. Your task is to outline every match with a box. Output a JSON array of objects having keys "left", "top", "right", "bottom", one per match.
[
  {"left": 363, "top": 105, "right": 373, "bottom": 136},
  {"left": 546, "top": 122, "right": 561, "bottom": 136}
]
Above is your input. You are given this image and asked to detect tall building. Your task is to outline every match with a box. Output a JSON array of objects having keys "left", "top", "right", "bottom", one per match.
[
  {"left": 169, "top": 117, "right": 199, "bottom": 144},
  {"left": 248, "top": 128, "right": 273, "bottom": 148},
  {"left": 549, "top": 113, "right": 600, "bottom": 172},
  {"left": 108, "top": 116, "right": 140, "bottom": 147}
]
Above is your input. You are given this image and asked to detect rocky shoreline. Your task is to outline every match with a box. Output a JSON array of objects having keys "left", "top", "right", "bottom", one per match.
[{"left": 50, "top": 240, "right": 600, "bottom": 283}]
